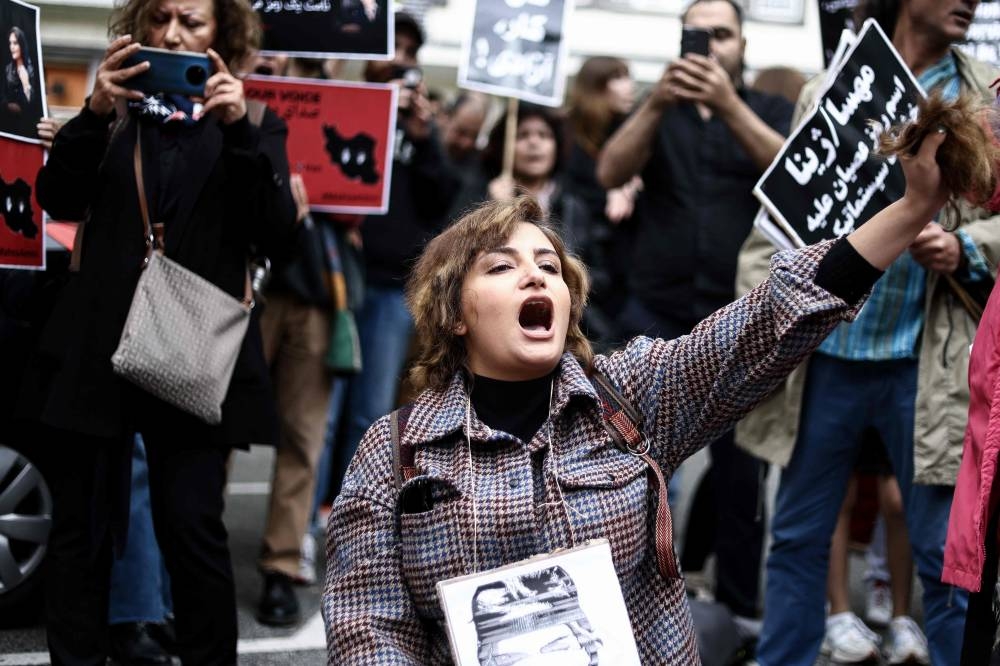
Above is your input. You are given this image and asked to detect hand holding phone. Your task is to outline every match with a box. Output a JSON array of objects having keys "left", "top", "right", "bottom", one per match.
[
  {"left": 87, "top": 36, "right": 150, "bottom": 117},
  {"left": 121, "top": 47, "right": 212, "bottom": 98},
  {"left": 680, "top": 26, "right": 711, "bottom": 58}
]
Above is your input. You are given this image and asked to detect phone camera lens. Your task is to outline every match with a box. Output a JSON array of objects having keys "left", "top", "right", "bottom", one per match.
[{"left": 186, "top": 65, "right": 207, "bottom": 86}]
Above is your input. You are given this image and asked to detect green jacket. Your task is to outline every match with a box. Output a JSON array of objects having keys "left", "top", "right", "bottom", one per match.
[{"left": 734, "top": 47, "right": 1000, "bottom": 485}]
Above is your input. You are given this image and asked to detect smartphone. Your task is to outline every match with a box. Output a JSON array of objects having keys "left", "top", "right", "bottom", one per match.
[
  {"left": 389, "top": 65, "right": 423, "bottom": 89},
  {"left": 121, "top": 47, "right": 212, "bottom": 97},
  {"left": 680, "top": 26, "right": 711, "bottom": 58}
]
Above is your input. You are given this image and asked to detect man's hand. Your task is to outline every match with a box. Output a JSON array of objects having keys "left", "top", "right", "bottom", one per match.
[
  {"left": 667, "top": 54, "right": 738, "bottom": 113},
  {"left": 909, "top": 222, "right": 962, "bottom": 274},
  {"left": 647, "top": 64, "right": 680, "bottom": 112},
  {"left": 396, "top": 82, "right": 432, "bottom": 141}
]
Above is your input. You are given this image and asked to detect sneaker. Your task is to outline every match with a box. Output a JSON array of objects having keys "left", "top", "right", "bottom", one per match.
[
  {"left": 821, "top": 612, "right": 881, "bottom": 663},
  {"left": 865, "top": 580, "right": 893, "bottom": 628},
  {"left": 885, "top": 615, "right": 930, "bottom": 665},
  {"left": 296, "top": 532, "right": 317, "bottom": 585}
]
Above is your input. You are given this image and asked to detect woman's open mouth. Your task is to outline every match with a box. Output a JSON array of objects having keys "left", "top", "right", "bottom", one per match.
[{"left": 518, "top": 297, "right": 554, "bottom": 336}]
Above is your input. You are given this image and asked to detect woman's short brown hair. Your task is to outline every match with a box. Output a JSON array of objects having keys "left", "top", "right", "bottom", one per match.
[
  {"left": 406, "top": 197, "right": 593, "bottom": 393},
  {"left": 109, "top": 0, "right": 261, "bottom": 69}
]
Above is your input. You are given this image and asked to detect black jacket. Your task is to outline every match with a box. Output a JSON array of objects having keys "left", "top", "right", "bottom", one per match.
[{"left": 23, "top": 105, "right": 296, "bottom": 446}]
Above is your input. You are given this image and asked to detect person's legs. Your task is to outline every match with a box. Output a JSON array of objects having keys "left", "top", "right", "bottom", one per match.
[
  {"left": 875, "top": 475, "right": 912, "bottom": 620},
  {"left": 338, "top": 284, "right": 413, "bottom": 490},
  {"left": 710, "top": 429, "right": 767, "bottom": 619},
  {"left": 875, "top": 359, "right": 966, "bottom": 665},
  {"left": 259, "top": 297, "right": 331, "bottom": 580},
  {"left": 107, "top": 434, "right": 173, "bottom": 664},
  {"left": 33, "top": 433, "right": 122, "bottom": 666},
  {"left": 108, "top": 434, "right": 171, "bottom": 625},
  {"left": 756, "top": 354, "right": 872, "bottom": 666},
  {"left": 143, "top": 431, "right": 236, "bottom": 666},
  {"left": 827, "top": 476, "right": 858, "bottom": 616}
]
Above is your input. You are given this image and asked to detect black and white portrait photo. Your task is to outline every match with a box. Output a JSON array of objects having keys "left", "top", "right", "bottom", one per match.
[
  {"left": 0, "top": 0, "right": 44, "bottom": 143},
  {"left": 436, "top": 541, "right": 641, "bottom": 666}
]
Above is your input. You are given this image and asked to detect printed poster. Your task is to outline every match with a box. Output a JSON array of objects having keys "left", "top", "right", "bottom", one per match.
[
  {"left": 0, "top": 0, "right": 46, "bottom": 144},
  {"left": 754, "top": 19, "right": 924, "bottom": 248},
  {"left": 436, "top": 540, "right": 641, "bottom": 666},
  {"left": 0, "top": 137, "right": 44, "bottom": 269},
  {"left": 255, "top": 0, "right": 393, "bottom": 60},
  {"left": 458, "top": 0, "right": 573, "bottom": 107},
  {"left": 245, "top": 76, "right": 397, "bottom": 214}
]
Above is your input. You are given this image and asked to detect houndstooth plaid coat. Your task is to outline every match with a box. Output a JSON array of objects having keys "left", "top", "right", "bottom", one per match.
[{"left": 323, "top": 240, "right": 861, "bottom": 664}]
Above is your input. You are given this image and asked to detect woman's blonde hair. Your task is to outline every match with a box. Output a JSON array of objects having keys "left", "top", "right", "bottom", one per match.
[
  {"left": 109, "top": 0, "right": 261, "bottom": 69},
  {"left": 406, "top": 197, "right": 593, "bottom": 393}
]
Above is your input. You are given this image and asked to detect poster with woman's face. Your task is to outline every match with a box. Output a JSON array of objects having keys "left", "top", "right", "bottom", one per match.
[{"left": 0, "top": 0, "right": 45, "bottom": 144}]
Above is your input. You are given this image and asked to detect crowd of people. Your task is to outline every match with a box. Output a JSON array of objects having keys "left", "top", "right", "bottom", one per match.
[{"left": 5, "top": 0, "right": 1000, "bottom": 664}]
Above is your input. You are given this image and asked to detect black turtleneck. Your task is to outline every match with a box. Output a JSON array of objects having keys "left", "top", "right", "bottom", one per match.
[{"left": 470, "top": 371, "right": 556, "bottom": 444}]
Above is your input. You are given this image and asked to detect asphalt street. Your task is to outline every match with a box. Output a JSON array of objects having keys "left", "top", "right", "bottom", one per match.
[{"left": 0, "top": 445, "right": 326, "bottom": 665}]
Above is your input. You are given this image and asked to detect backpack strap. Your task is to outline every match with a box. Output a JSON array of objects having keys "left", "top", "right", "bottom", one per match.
[
  {"left": 390, "top": 403, "right": 417, "bottom": 490},
  {"left": 590, "top": 369, "right": 680, "bottom": 580}
]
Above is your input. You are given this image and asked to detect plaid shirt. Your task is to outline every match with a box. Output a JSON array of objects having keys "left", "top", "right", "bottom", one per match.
[{"left": 324, "top": 240, "right": 858, "bottom": 664}]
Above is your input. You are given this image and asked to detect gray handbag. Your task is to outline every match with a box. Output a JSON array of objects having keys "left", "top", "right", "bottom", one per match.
[{"left": 111, "top": 134, "right": 252, "bottom": 424}]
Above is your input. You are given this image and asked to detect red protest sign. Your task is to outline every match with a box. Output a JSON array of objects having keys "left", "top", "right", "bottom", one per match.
[
  {"left": 245, "top": 76, "right": 397, "bottom": 214},
  {"left": 0, "top": 137, "right": 44, "bottom": 269}
]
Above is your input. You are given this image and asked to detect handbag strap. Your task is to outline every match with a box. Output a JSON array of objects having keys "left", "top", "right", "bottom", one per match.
[
  {"left": 133, "top": 131, "right": 253, "bottom": 307},
  {"left": 590, "top": 370, "right": 679, "bottom": 580}
]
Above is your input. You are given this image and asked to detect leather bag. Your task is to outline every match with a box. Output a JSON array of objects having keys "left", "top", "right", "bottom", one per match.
[{"left": 111, "top": 133, "right": 252, "bottom": 424}]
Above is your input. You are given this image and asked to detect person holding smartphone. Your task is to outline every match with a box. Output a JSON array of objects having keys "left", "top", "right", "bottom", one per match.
[
  {"left": 21, "top": 0, "right": 296, "bottom": 662},
  {"left": 596, "top": 0, "right": 794, "bottom": 636}
]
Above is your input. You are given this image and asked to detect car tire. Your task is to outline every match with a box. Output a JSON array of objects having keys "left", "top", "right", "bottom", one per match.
[{"left": 0, "top": 445, "right": 51, "bottom": 625}]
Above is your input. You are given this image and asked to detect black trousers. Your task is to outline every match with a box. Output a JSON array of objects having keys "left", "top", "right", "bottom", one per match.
[
  {"left": 33, "top": 423, "right": 236, "bottom": 666},
  {"left": 680, "top": 429, "right": 767, "bottom": 617},
  {"left": 962, "top": 470, "right": 1000, "bottom": 665},
  {"left": 618, "top": 296, "right": 767, "bottom": 617}
]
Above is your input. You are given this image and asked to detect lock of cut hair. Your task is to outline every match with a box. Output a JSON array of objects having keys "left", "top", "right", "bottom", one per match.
[{"left": 877, "top": 92, "right": 1000, "bottom": 218}]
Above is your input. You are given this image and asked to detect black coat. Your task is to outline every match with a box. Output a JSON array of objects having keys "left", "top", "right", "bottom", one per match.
[{"left": 23, "top": 105, "right": 296, "bottom": 446}]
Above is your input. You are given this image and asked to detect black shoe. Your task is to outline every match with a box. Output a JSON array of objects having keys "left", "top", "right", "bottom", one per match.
[
  {"left": 256, "top": 572, "right": 300, "bottom": 627},
  {"left": 109, "top": 621, "right": 173, "bottom": 665}
]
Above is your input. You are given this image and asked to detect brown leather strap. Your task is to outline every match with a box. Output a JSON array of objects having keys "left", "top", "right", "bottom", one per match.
[
  {"left": 592, "top": 370, "right": 679, "bottom": 580},
  {"left": 133, "top": 132, "right": 253, "bottom": 307},
  {"left": 640, "top": 451, "right": 679, "bottom": 579},
  {"left": 390, "top": 405, "right": 417, "bottom": 490}
]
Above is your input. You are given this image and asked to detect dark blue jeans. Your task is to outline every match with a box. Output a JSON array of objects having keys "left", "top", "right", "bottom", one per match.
[{"left": 757, "top": 353, "right": 967, "bottom": 665}]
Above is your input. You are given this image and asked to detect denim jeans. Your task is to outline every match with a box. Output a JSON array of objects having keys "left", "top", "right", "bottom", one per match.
[
  {"left": 757, "top": 353, "right": 967, "bottom": 666},
  {"left": 108, "top": 434, "right": 171, "bottom": 624},
  {"left": 320, "top": 284, "right": 414, "bottom": 506}
]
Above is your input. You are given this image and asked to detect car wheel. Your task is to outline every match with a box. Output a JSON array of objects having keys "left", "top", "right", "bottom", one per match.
[{"left": 0, "top": 445, "right": 51, "bottom": 622}]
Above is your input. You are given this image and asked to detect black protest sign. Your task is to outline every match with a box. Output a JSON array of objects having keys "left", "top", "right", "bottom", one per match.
[
  {"left": 255, "top": 0, "right": 392, "bottom": 59},
  {"left": 817, "top": 0, "right": 858, "bottom": 68},
  {"left": 754, "top": 19, "right": 923, "bottom": 248},
  {"left": 458, "top": 0, "right": 571, "bottom": 107},
  {"left": 959, "top": 0, "right": 1000, "bottom": 68}
]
